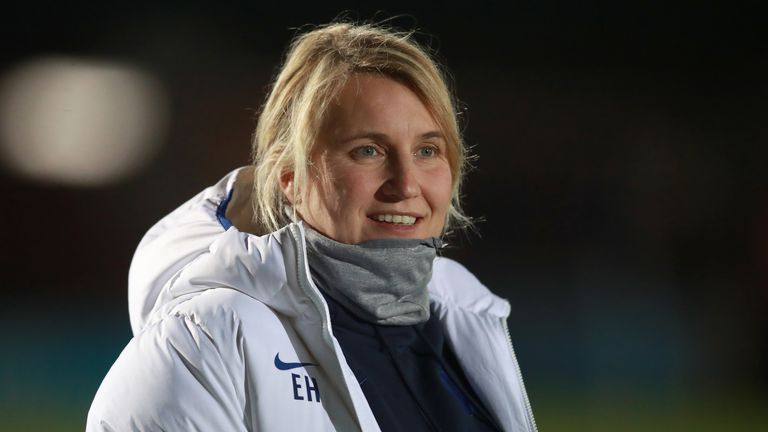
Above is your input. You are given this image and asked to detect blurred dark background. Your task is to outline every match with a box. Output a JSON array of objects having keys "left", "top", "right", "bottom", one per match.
[{"left": 1, "top": 1, "right": 766, "bottom": 430}]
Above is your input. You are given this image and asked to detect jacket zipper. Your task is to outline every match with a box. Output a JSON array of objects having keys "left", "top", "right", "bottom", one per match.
[
  {"left": 289, "top": 224, "right": 333, "bottom": 336},
  {"left": 288, "top": 224, "right": 378, "bottom": 432},
  {"left": 502, "top": 318, "right": 538, "bottom": 432}
]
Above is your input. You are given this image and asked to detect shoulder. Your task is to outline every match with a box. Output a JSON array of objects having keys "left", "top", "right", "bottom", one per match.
[
  {"left": 430, "top": 256, "right": 486, "bottom": 297},
  {"left": 87, "top": 288, "right": 282, "bottom": 431},
  {"left": 429, "top": 256, "right": 510, "bottom": 318},
  {"left": 432, "top": 256, "right": 481, "bottom": 283},
  {"left": 160, "top": 287, "right": 286, "bottom": 344},
  {"left": 133, "top": 222, "right": 297, "bottom": 342},
  {"left": 123, "top": 287, "right": 284, "bottom": 375}
]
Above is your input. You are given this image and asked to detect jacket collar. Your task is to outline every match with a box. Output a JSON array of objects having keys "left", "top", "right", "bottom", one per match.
[{"left": 162, "top": 221, "right": 510, "bottom": 322}]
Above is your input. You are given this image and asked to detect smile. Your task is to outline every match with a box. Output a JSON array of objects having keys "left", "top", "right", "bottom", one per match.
[{"left": 372, "top": 214, "right": 417, "bottom": 225}]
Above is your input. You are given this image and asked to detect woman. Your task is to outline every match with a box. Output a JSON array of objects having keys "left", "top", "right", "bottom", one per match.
[{"left": 88, "top": 22, "right": 537, "bottom": 431}]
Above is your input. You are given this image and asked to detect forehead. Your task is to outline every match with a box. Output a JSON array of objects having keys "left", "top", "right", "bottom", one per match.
[{"left": 320, "top": 73, "right": 440, "bottom": 137}]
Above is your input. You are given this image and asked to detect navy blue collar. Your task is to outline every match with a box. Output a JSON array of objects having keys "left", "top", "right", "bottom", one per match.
[{"left": 216, "top": 189, "right": 235, "bottom": 230}]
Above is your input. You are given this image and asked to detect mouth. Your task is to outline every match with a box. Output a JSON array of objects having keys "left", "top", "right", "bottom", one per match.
[{"left": 369, "top": 213, "right": 419, "bottom": 226}]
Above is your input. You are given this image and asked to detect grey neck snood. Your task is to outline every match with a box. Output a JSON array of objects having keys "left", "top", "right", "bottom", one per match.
[{"left": 303, "top": 226, "right": 442, "bottom": 326}]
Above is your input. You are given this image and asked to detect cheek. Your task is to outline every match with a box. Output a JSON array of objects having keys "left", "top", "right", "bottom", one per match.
[
  {"left": 331, "top": 168, "right": 381, "bottom": 207},
  {"left": 426, "top": 166, "right": 454, "bottom": 215}
]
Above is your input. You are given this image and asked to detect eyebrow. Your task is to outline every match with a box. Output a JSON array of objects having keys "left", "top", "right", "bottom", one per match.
[
  {"left": 421, "top": 131, "right": 445, "bottom": 140},
  {"left": 341, "top": 130, "right": 446, "bottom": 144}
]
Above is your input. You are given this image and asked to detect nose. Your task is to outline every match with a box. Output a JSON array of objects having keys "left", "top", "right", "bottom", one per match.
[{"left": 377, "top": 156, "right": 421, "bottom": 201}]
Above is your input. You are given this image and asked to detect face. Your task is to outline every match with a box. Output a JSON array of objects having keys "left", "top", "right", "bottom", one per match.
[{"left": 283, "top": 74, "right": 453, "bottom": 244}]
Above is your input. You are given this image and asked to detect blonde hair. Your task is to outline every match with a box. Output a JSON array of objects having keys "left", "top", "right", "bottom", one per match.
[{"left": 250, "top": 21, "right": 471, "bottom": 235}]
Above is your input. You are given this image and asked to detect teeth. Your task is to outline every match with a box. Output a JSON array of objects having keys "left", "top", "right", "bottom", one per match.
[{"left": 375, "top": 214, "right": 416, "bottom": 225}]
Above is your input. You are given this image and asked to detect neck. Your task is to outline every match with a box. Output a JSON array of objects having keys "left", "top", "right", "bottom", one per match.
[{"left": 303, "top": 225, "right": 442, "bottom": 325}]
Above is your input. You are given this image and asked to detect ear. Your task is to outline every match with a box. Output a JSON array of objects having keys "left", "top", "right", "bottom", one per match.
[{"left": 279, "top": 169, "right": 295, "bottom": 204}]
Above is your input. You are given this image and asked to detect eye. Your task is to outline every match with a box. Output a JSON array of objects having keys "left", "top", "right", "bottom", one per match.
[
  {"left": 351, "top": 145, "right": 380, "bottom": 159},
  {"left": 416, "top": 145, "right": 438, "bottom": 158}
]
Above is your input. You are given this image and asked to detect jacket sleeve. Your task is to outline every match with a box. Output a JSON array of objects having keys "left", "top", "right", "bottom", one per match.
[{"left": 86, "top": 313, "right": 247, "bottom": 432}]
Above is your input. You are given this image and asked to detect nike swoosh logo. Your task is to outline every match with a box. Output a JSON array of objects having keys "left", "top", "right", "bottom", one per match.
[{"left": 274, "top": 353, "right": 317, "bottom": 371}]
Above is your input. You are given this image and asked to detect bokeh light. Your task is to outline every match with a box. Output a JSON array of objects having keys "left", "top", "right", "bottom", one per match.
[{"left": 0, "top": 57, "right": 169, "bottom": 186}]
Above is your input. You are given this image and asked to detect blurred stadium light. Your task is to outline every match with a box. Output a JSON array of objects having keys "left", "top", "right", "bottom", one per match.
[{"left": 0, "top": 57, "right": 168, "bottom": 186}]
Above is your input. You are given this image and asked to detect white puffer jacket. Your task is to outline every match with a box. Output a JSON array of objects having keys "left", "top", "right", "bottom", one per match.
[{"left": 86, "top": 169, "right": 537, "bottom": 432}]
